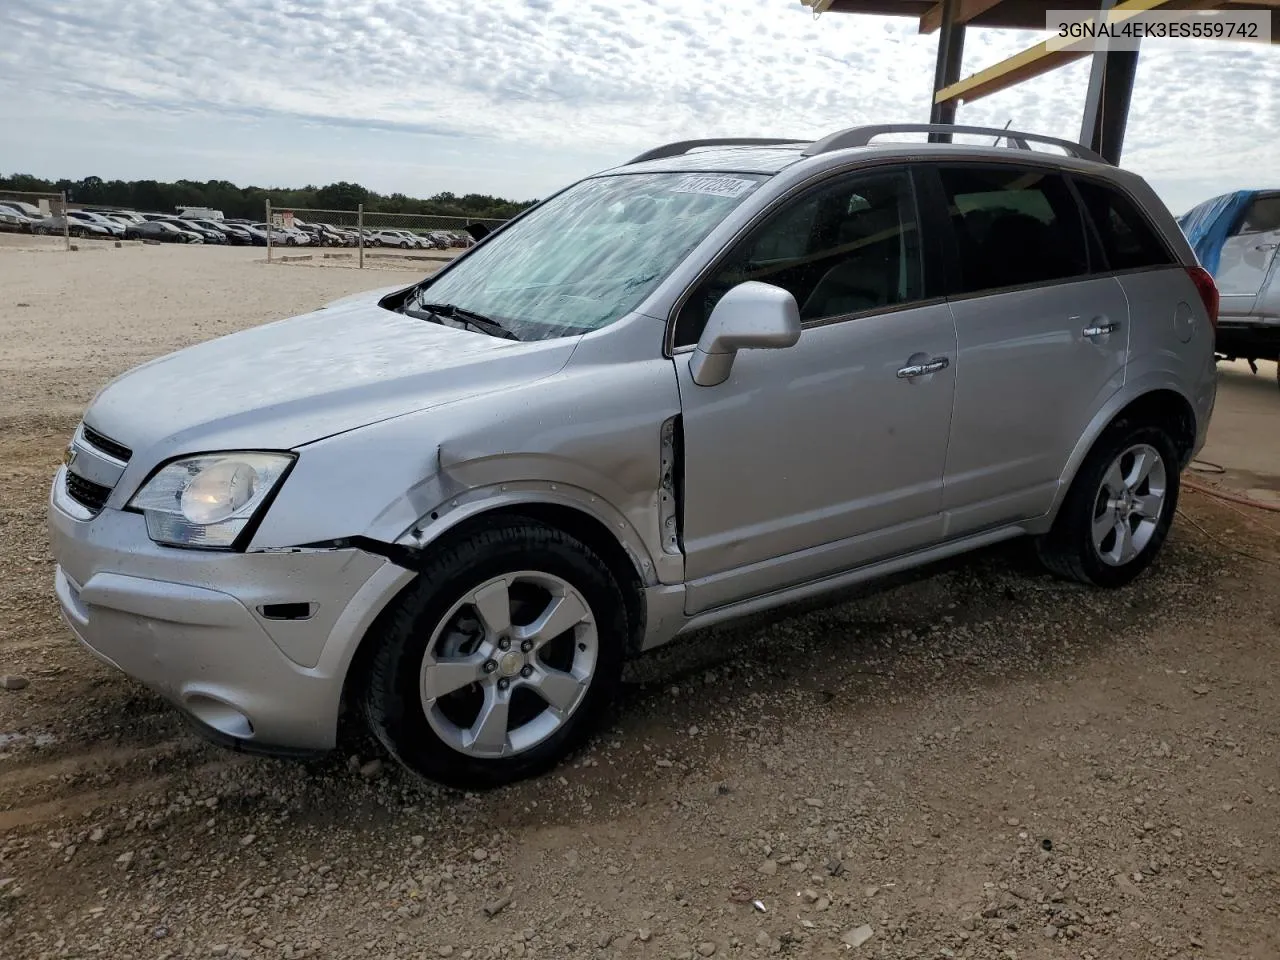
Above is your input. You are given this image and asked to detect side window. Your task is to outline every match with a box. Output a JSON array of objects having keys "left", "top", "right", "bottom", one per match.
[
  {"left": 1235, "top": 196, "right": 1280, "bottom": 235},
  {"left": 673, "top": 170, "right": 922, "bottom": 347},
  {"left": 1074, "top": 178, "right": 1175, "bottom": 271},
  {"left": 938, "top": 166, "right": 1089, "bottom": 293}
]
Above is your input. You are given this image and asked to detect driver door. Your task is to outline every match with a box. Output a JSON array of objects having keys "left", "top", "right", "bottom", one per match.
[{"left": 672, "top": 167, "right": 958, "bottom": 615}]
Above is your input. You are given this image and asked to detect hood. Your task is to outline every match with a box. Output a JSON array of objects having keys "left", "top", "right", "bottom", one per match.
[{"left": 84, "top": 290, "right": 578, "bottom": 458}]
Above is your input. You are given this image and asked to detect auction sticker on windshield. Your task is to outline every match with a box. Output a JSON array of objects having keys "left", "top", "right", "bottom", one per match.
[{"left": 672, "top": 175, "right": 759, "bottom": 199}]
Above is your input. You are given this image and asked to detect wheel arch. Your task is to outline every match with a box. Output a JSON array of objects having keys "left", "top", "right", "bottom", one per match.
[
  {"left": 340, "top": 497, "right": 651, "bottom": 723},
  {"left": 1045, "top": 384, "right": 1197, "bottom": 528}
]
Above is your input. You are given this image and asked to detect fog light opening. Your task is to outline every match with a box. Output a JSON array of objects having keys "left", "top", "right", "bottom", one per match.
[{"left": 185, "top": 694, "right": 254, "bottom": 739}]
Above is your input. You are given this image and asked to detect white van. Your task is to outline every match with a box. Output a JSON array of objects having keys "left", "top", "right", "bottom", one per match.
[{"left": 176, "top": 206, "right": 224, "bottom": 221}]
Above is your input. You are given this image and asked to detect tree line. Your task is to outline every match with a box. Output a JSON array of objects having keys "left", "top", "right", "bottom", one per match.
[{"left": 0, "top": 174, "right": 535, "bottom": 221}]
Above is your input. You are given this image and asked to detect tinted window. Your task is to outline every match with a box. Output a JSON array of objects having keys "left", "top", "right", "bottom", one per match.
[
  {"left": 938, "top": 166, "right": 1089, "bottom": 293},
  {"left": 1237, "top": 196, "right": 1280, "bottom": 234},
  {"left": 1074, "top": 178, "right": 1174, "bottom": 270},
  {"left": 674, "top": 170, "right": 922, "bottom": 346}
]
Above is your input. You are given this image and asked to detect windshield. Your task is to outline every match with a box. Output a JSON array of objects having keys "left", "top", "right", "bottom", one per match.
[{"left": 412, "top": 171, "right": 766, "bottom": 340}]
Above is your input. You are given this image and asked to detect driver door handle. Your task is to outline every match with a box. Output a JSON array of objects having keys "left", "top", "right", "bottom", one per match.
[
  {"left": 896, "top": 357, "right": 950, "bottom": 379},
  {"left": 1256, "top": 242, "right": 1278, "bottom": 251}
]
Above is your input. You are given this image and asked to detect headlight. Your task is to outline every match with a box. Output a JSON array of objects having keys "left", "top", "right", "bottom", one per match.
[{"left": 127, "top": 452, "right": 294, "bottom": 549}]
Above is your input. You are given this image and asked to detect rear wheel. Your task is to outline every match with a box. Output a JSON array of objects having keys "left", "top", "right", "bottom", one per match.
[
  {"left": 1037, "top": 423, "right": 1179, "bottom": 588},
  {"left": 399, "top": 240, "right": 409, "bottom": 249},
  {"left": 361, "top": 520, "right": 626, "bottom": 789}
]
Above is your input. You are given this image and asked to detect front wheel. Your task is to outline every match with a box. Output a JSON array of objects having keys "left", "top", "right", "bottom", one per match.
[
  {"left": 361, "top": 520, "right": 627, "bottom": 789},
  {"left": 1036, "top": 423, "right": 1180, "bottom": 588}
]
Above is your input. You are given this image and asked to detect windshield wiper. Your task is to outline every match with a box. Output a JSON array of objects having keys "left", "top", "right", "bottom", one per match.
[{"left": 405, "top": 299, "right": 520, "bottom": 341}]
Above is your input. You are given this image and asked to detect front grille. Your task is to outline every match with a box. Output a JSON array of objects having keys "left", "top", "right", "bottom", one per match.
[
  {"left": 81, "top": 425, "right": 132, "bottom": 463},
  {"left": 65, "top": 472, "right": 111, "bottom": 512}
]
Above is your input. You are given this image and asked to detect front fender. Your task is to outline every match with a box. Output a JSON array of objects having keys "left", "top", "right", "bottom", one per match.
[{"left": 395, "top": 480, "right": 667, "bottom": 587}]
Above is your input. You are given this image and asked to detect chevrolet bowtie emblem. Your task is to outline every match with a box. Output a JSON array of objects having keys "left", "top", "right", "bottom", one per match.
[{"left": 64, "top": 446, "right": 77, "bottom": 469}]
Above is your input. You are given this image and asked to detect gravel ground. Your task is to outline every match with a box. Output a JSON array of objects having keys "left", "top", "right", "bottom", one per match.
[{"left": 2, "top": 244, "right": 1279, "bottom": 960}]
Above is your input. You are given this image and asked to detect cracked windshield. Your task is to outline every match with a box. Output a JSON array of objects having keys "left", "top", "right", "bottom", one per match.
[{"left": 414, "top": 172, "right": 765, "bottom": 340}]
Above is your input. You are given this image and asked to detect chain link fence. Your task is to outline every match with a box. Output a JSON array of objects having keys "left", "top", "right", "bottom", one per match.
[
  {"left": 0, "top": 189, "right": 70, "bottom": 249},
  {"left": 264, "top": 202, "right": 506, "bottom": 269}
]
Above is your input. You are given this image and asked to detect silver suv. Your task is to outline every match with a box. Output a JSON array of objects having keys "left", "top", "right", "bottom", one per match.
[{"left": 49, "top": 124, "right": 1218, "bottom": 788}]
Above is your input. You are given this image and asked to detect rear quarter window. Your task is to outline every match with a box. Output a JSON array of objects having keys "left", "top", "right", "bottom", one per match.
[
  {"left": 936, "top": 165, "right": 1090, "bottom": 293},
  {"left": 1073, "top": 178, "right": 1175, "bottom": 271}
]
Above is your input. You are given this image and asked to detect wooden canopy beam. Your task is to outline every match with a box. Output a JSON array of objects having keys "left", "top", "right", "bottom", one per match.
[
  {"left": 933, "top": 0, "right": 1186, "bottom": 104},
  {"left": 919, "top": 0, "right": 1006, "bottom": 33}
]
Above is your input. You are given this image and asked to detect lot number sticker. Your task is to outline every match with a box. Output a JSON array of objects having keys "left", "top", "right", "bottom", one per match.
[{"left": 672, "top": 175, "right": 758, "bottom": 200}]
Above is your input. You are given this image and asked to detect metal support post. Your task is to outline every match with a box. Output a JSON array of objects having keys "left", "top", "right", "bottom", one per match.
[
  {"left": 265, "top": 199, "right": 273, "bottom": 262},
  {"left": 358, "top": 204, "right": 364, "bottom": 269},
  {"left": 928, "top": 0, "right": 965, "bottom": 141},
  {"left": 1080, "top": 0, "right": 1138, "bottom": 164},
  {"left": 61, "top": 190, "right": 70, "bottom": 251}
]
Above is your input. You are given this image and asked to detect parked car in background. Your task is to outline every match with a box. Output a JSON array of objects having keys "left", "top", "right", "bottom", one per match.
[
  {"left": 46, "top": 123, "right": 1216, "bottom": 790},
  {"left": 251, "top": 222, "right": 310, "bottom": 245},
  {"left": 0, "top": 206, "right": 39, "bottom": 232},
  {"left": 187, "top": 218, "right": 253, "bottom": 244},
  {"left": 1179, "top": 189, "right": 1280, "bottom": 388},
  {"left": 105, "top": 211, "right": 147, "bottom": 224},
  {"left": 35, "top": 215, "right": 113, "bottom": 238},
  {"left": 236, "top": 224, "right": 272, "bottom": 246},
  {"left": 294, "top": 220, "right": 352, "bottom": 247},
  {"left": 157, "top": 218, "right": 227, "bottom": 244},
  {"left": 68, "top": 210, "right": 125, "bottom": 237},
  {"left": 124, "top": 220, "right": 203, "bottom": 243},
  {"left": 367, "top": 228, "right": 423, "bottom": 248},
  {"left": 0, "top": 200, "right": 45, "bottom": 219}
]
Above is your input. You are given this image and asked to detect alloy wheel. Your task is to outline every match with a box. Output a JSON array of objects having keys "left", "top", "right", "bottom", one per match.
[
  {"left": 1091, "top": 443, "right": 1167, "bottom": 567},
  {"left": 419, "top": 571, "right": 598, "bottom": 759}
]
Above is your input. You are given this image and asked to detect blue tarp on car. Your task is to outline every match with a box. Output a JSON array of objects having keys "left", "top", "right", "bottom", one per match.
[{"left": 1177, "top": 190, "right": 1257, "bottom": 275}]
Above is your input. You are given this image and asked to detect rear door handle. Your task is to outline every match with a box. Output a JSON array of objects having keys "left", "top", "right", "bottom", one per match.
[
  {"left": 1082, "top": 320, "right": 1119, "bottom": 339},
  {"left": 896, "top": 357, "right": 950, "bottom": 379},
  {"left": 1256, "top": 242, "right": 1278, "bottom": 251}
]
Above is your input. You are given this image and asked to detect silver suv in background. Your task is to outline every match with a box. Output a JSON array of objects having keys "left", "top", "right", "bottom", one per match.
[
  {"left": 1179, "top": 190, "right": 1280, "bottom": 387},
  {"left": 49, "top": 124, "right": 1218, "bottom": 788}
]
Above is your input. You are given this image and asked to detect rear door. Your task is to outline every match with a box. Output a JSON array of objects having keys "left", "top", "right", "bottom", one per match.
[
  {"left": 1215, "top": 193, "right": 1280, "bottom": 319},
  {"left": 928, "top": 163, "right": 1130, "bottom": 534}
]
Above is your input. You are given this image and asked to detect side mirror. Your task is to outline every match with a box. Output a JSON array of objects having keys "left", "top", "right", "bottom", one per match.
[{"left": 689, "top": 281, "right": 802, "bottom": 386}]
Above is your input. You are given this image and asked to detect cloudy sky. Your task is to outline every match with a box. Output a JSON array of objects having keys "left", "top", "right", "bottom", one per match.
[{"left": 1, "top": 0, "right": 1277, "bottom": 211}]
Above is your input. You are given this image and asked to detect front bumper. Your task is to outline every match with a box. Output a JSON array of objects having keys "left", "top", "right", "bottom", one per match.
[{"left": 48, "top": 468, "right": 414, "bottom": 752}]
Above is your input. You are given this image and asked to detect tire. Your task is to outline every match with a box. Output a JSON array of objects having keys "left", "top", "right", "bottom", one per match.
[
  {"left": 1036, "top": 422, "right": 1180, "bottom": 588},
  {"left": 372, "top": 238, "right": 382, "bottom": 247},
  {"left": 399, "top": 240, "right": 409, "bottom": 249},
  {"left": 361, "top": 519, "right": 627, "bottom": 790}
]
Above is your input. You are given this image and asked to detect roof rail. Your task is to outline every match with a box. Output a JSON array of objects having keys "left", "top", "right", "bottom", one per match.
[
  {"left": 802, "top": 124, "right": 1107, "bottom": 164},
  {"left": 626, "top": 138, "right": 810, "bottom": 165}
]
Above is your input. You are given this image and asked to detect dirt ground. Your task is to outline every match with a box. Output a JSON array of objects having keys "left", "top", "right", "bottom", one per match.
[{"left": 2, "top": 243, "right": 1279, "bottom": 960}]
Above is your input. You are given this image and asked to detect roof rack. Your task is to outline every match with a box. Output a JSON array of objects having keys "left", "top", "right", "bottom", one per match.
[
  {"left": 626, "top": 138, "right": 809, "bottom": 165},
  {"left": 802, "top": 124, "right": 1107, "bottom": 164}
]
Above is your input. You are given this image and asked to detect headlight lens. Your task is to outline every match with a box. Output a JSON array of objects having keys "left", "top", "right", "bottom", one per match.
[{"left": 127, "top": 452, "right": 294, "bottom": 548}]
